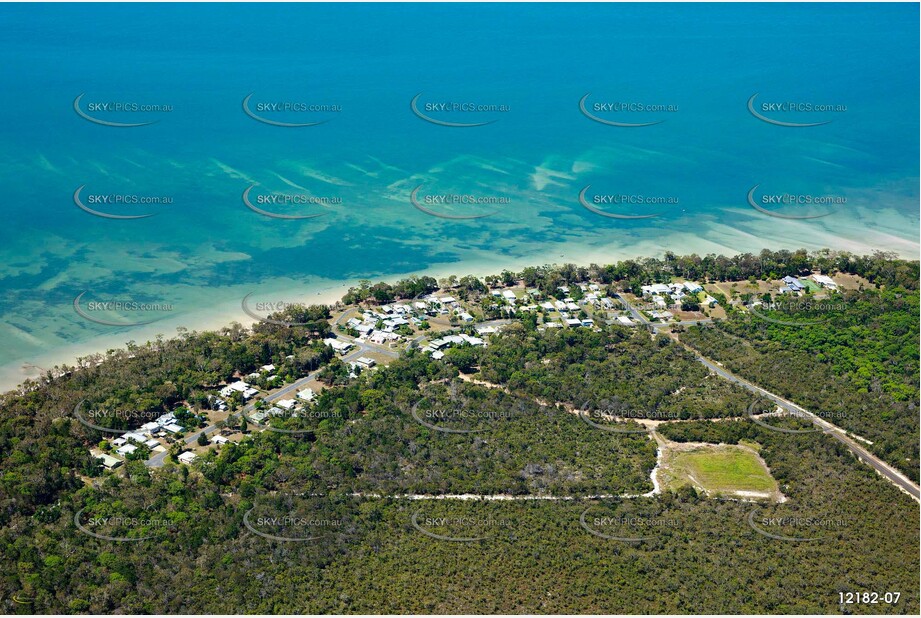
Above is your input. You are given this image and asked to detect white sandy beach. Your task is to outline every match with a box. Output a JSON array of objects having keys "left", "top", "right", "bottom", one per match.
[{"left": 0, "top": 215, "right": 917, "bottom": 395}]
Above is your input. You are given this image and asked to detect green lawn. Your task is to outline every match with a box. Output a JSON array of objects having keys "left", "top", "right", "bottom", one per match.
[
  {"left": 665, "top": 445, "right": 779, "bottom": 495},
  {"left": 802, "top": 279, "right": 821, "bottom": 292}
]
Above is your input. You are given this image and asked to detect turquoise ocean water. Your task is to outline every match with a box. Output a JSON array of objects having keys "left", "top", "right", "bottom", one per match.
[{"left": 0, "top": 2, "right": 917, "bottom": 385}]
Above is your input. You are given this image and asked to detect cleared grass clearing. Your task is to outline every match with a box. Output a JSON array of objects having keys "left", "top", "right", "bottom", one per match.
[{"left": 658, "top": 441, "right": 782, "bottom": 501}]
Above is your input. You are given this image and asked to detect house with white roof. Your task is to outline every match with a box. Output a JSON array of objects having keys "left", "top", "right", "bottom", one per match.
[
  {"left": 369, "top": 330, "right": 401, "bottom": 345},
  {"left": 276, "top": 399, "right": 297, "bottom": 411},
  {"left": 811, "top": 274, "right": 837, "bottom": 290},
  {"left": 641, "top": 283, "right": 671, "bottom": 296},
  {"left": 220, "top": 381, "right": 257, "bottom": 399},
  {"left": 177, "top": 452, "right": 197, "bottom": 465},
  {"left": 141, "top": 421, "right": 160, "bottom": 435},
  {"left": 322, "top": 338, "right": 354, "bottom": 354},
  {"left": 297, "top": 388, "right": 316, "bottom": 402},
  {"left": 97, "top": 454, "right": 122, "bottom": 470},
  {"left": 116, "top": 444, "right": 138, "bottom": 456}
]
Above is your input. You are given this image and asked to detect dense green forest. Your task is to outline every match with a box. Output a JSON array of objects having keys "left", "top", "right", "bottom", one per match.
[
  {"left": 676, "top": 286, "right": 919, "bottom": 482},
  {"left": 2, "top": 409, "right": 916, "bottom": 613},
  {"left": 0, "top": 249, "right": 917, "bottom": 614},
  {"left": 474, "top": 325, "right": 756, "bottom": 420}
]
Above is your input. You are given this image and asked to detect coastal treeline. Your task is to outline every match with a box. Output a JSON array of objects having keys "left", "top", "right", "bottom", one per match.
[{"left": 339, "top": 248, "right": 918, "bottom": 305}]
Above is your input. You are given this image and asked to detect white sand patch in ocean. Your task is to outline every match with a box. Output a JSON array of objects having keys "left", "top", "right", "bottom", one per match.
[
  {"left": 36, "top": 153, "right": 63, "bottom": 174},
  {"left": 343, "top": 162, "right": 379, "bottom": 178},
  {"left": 211, "top": 159, "right": 256, "bottom": 184},
  {"left": 271, "top": 173, "right": 309, "bottom": 191},
  {"left": 364, "top": 156, "right": 405, "bottom": 175},
  {"left": 294, "top": 165, "right": 353, "bottom": 186},
  {"left": 531, "top": 165, "right": 575, "bottom": 191}
]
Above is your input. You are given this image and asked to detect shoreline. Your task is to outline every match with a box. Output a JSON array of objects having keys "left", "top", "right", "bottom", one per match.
[{"left": 1, "top": 240, "right": 917, "bottom": 395}]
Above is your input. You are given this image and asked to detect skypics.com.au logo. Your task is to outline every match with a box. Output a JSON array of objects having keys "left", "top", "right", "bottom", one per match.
[{"left": 74, "top": 93, "right": 172, "bottom": 127}]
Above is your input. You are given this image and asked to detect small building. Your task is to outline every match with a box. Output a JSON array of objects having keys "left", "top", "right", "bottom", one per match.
[
  {"left": 98, "top": 454, "right": 122, "bottom": 470},
  {"left": 177, "top": 452, "right": 197, "bottom": 465},
  {"left": 641, "top": 283, "right": 671, "bottom": 296},
  {"left": 782, "top": 276, "right": 804, "bottom": 292},
  {"left": 144, "top": 438, "right": 161, "bottom": 449},
  {"left": 322, "top": 338, "right": 354, "bottom": 354},
  {"left": 141, "top": 421, "right": 160, "bottom": 435},
  {"left": 211, "top": 435, "right": 229, "bottom": 445},
  {"left": 812, "top": 274, "right": 838, "bottom": 290},
  {"left": 297, "top": 388, "right": 316, "bottom": 402},
  {"left": 565, "top": 318, "right": 582, "bottom": 327},
  {"left": 355, "top": 357, "right": 376, "bottom": 369},
  {"left": 617, "top": 316, "right": 635, "bottom": 326},
  {"left": 116, "top": 444, "right": 138, "bottom": 456},
  {"left": 163, "top": 423, "right": 184, "bottom": 434},
  {"left": 276, "top": 399, "right": 297, "bottom": 411},
  {"left": 220, "top": 381, "right": 257, "bottom": 400}
]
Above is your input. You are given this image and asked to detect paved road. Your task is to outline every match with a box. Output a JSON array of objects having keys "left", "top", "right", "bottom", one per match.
[
  {"left": 667, "top": 332, "right": 921, "bottom": 502},
  {"left": 612, "top": 293, "right": 711, "bottom": 330},
  {"left": 613, "top": 293, "right": 650, "bottom": 327}
]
